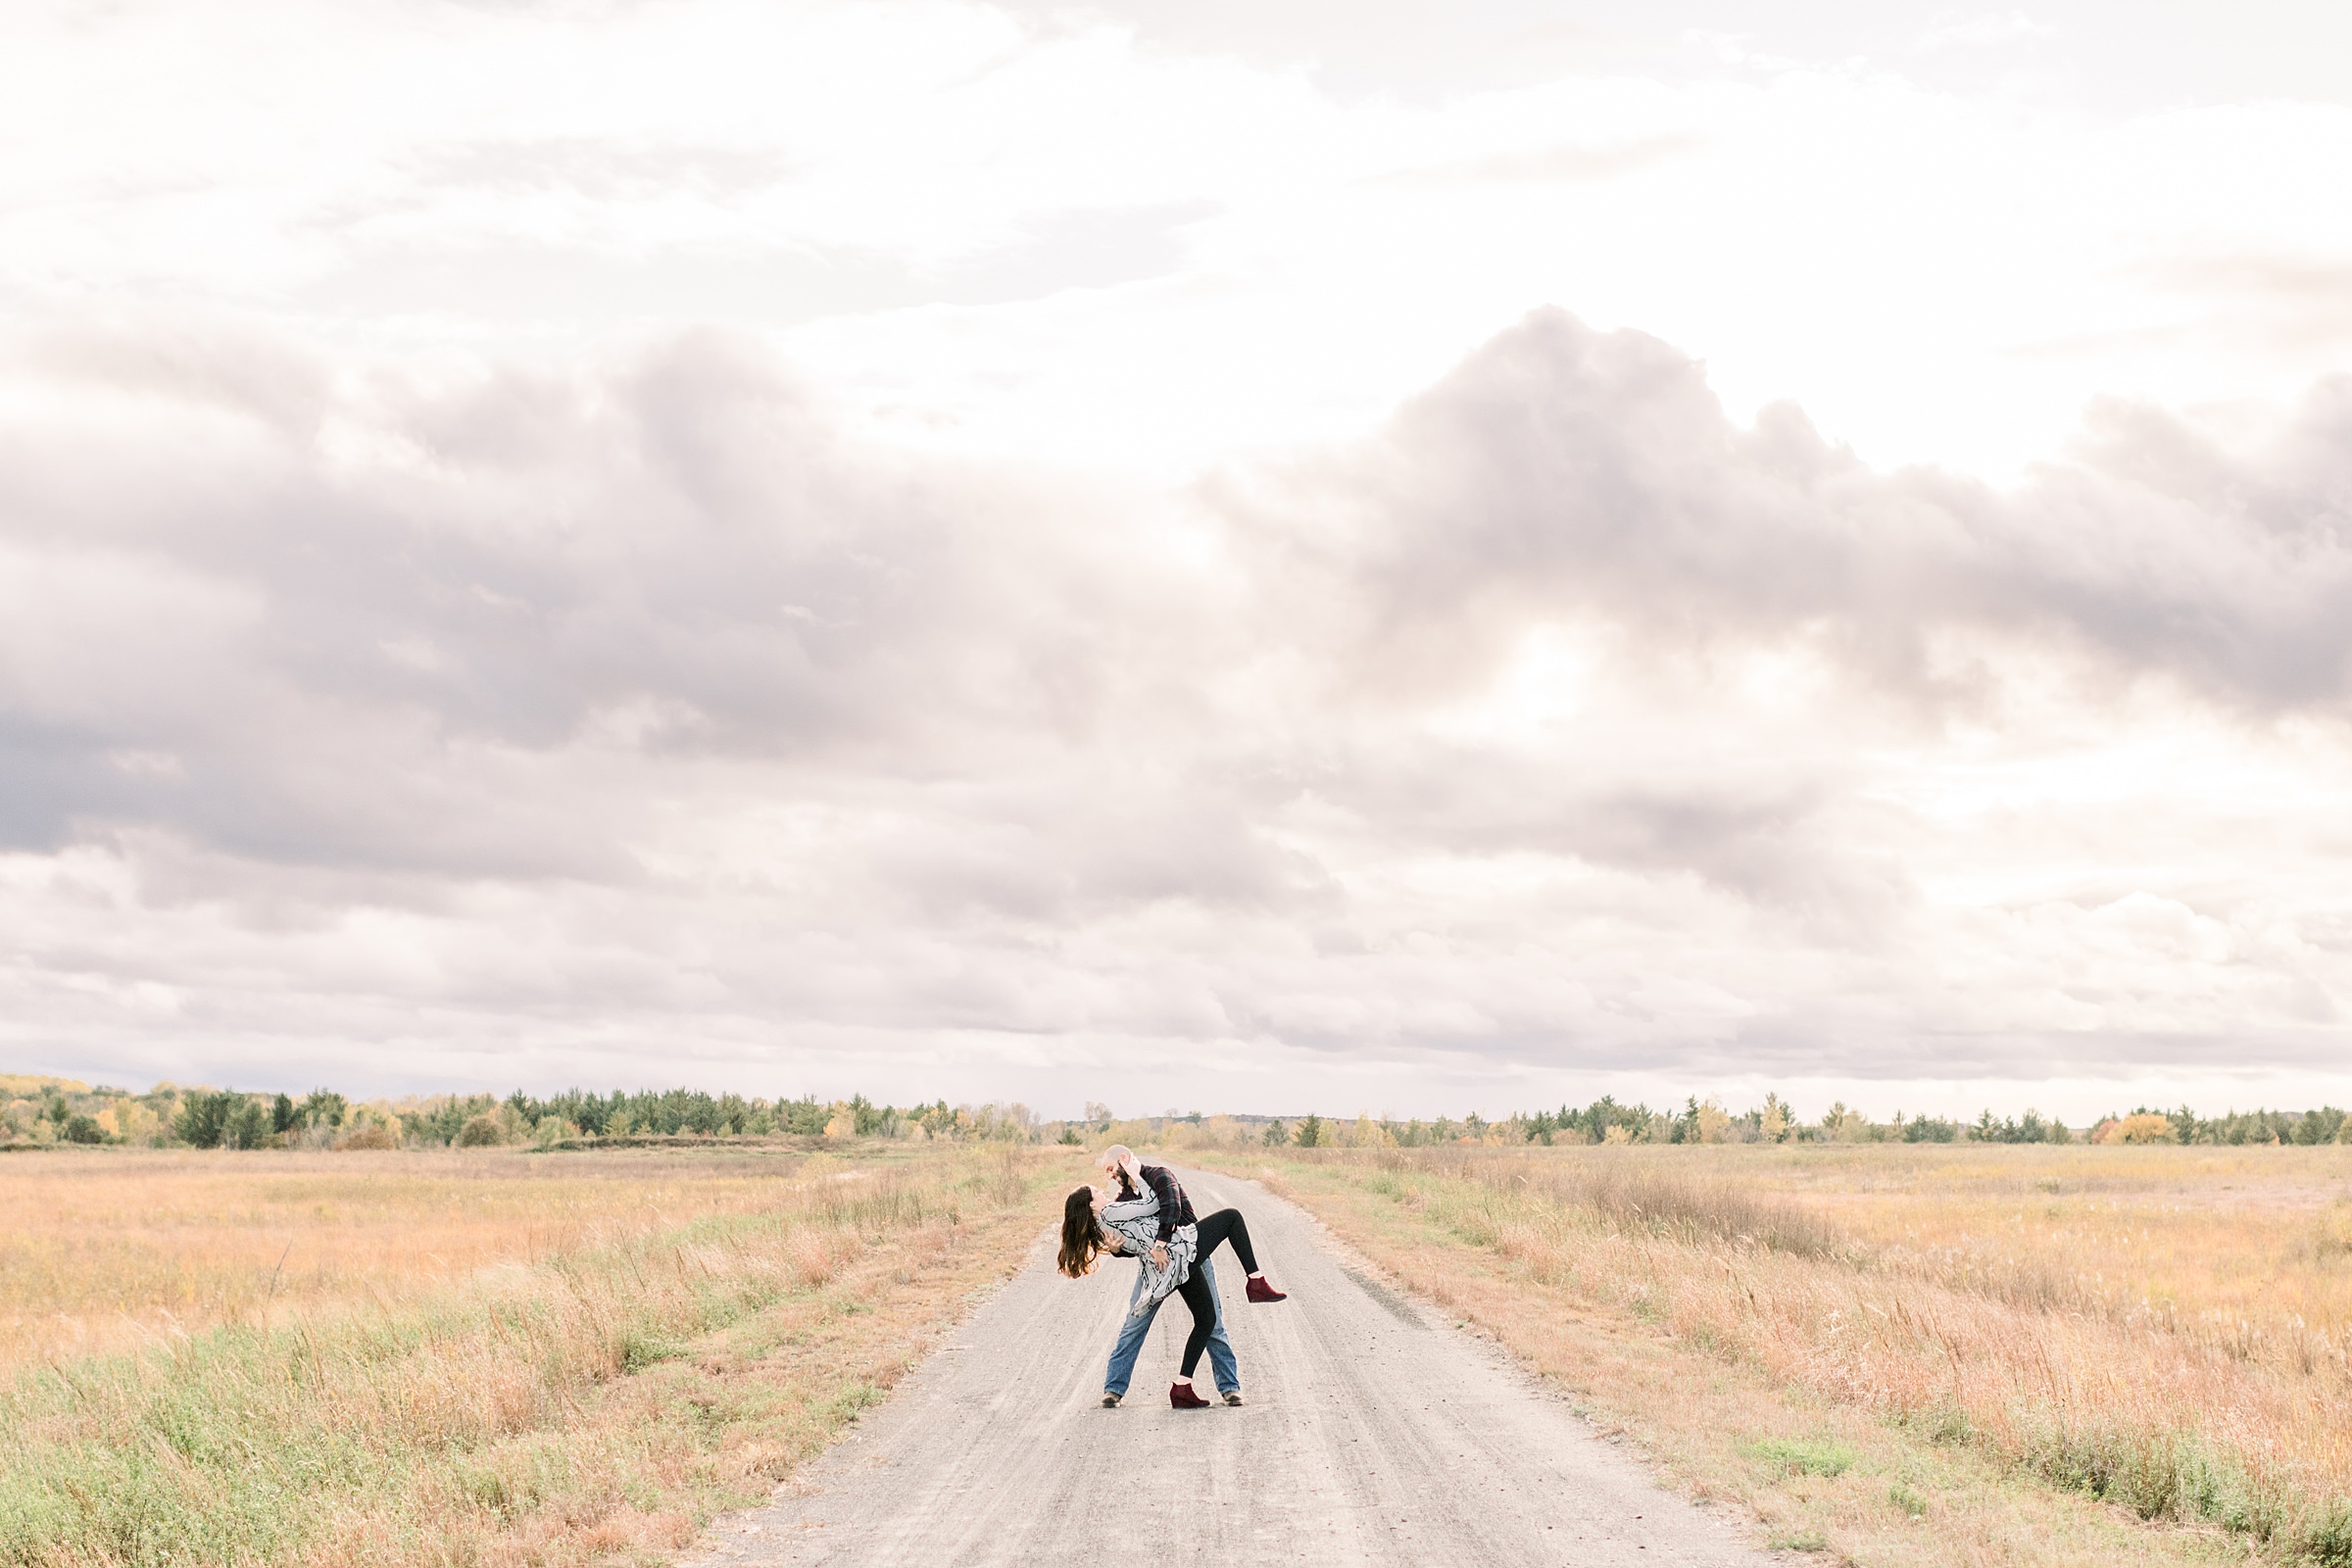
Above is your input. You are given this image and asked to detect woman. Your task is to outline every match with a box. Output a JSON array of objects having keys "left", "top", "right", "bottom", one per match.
[{"left": 1057, "top": 1180, "right": 1287, "bottom": 1408}]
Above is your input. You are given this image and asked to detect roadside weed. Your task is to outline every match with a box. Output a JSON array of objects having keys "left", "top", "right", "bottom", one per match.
[{"left": 1745, "top": 1438, "right": 1855, "bottom": 1478}]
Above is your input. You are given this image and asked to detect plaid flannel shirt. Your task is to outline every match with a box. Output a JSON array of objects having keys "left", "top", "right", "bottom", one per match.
[{"left": 1131, "top": 1163, "right": 1196, "bottom": 1243}]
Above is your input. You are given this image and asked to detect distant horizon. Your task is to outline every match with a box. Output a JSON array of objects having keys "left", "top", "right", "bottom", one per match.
[{"left": 10, "top": 1067, "right": 2347, "bottom": 1140}]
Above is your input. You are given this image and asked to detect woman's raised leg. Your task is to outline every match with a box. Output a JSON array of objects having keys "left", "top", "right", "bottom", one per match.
[
  {"left": 1194, "top": 1207, "right": 1286, "bottom": 1301},
  {"left": 1192, "top": 1207, "right": 1258, "bottom": 1272}
]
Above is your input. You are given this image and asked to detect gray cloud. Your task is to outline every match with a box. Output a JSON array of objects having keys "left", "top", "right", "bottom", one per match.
[
  {"left": 3, "top": 304, "right": 2350, "bottom": 1105},
  {"left": 1249, "top": 309, "right": 2352, "bottom": 713},
  {"left": 3, "top": 318, "right": 1172, "bottom": 866}
]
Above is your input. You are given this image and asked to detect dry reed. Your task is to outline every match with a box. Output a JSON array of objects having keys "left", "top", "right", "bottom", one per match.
[{"left": 0, "top": 1148, "right": 855, "bottom": 1372}]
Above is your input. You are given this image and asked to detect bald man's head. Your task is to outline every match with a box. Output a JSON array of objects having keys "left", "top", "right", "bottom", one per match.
[{"left": 1099, "top": 1145, "right": 1139, "bottom": 1186}]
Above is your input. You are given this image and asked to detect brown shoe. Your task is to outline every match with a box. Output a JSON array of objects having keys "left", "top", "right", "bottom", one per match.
[
  {"left": 1169, "top": 1382, "right": 1211, "bottom": 1409},
  {"left": 1101, "top": 1393, "right": 1121, "bottom": 1407},
  {"left": 1222, "top": 1391, "right": 1245, "bottom": 1406}
]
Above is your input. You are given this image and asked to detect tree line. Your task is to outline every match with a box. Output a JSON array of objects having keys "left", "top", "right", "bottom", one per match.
[
  {"left": 1484, "top": 1096, "right": 2351, "bottom": 1146},
  {"left": 1182, "top": 1098, "right": 2350, "bottom": 1149},
  {"left": 7, "top": 1074, "right": 2347, "bottom": 1152},
  {"left": 0, "top": 1078, "right": 1041, "bottom": 1151}
]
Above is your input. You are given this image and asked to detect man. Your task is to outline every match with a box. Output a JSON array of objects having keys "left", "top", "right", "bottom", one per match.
[{"left": 1096, "top": 1145, "right": 1243, "bottom": 1407}]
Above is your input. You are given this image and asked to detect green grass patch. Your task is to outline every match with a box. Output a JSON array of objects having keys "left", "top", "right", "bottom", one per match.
[{"left": 1745, "top": 1437, "right": 1856, "bottom": 1478}]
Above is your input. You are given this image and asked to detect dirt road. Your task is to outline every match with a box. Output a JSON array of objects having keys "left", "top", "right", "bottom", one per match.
[{"left": 701, "top": 1166, "right": 1770, "bottom": 1566}]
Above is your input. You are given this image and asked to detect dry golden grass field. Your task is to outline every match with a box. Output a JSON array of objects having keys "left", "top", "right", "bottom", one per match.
[
  {"left": 1194, "top": 1142, "right": 2352, "bottom": 1568},
  {"left": 0, "top": 1141, "right": 1060, "bottom": 1568},
  {"left": 12, "top": 1136, "right": 2350, "bottom": 1568}
]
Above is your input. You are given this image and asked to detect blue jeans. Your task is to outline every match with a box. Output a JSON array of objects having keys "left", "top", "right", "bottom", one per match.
[{"left": 1104, "top": 1255, "right": 1238, "bottom": 1396}]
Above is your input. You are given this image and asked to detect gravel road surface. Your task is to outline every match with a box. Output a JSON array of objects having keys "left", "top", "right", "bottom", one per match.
[{"left": 699, "top": 1166, "right": 1771, "bottom": 1567}]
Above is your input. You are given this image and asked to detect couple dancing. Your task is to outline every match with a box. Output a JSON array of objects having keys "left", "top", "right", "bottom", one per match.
[{"left": 1056, "top": 1146, "right": 1288, "bottom": 1409}]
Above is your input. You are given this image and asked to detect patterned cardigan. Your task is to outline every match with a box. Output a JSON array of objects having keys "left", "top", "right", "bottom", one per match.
[{"left": 1099, "top": 1190, "right": 1200, "bottom": 1317}]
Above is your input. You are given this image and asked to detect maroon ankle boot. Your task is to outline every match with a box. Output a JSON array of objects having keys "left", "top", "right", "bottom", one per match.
[
  {"left": 1169, "top": 1381, "right": 1211, "bottom": 1409},
  {"left": 1246, "top": 1275, "right": 1288, "bottom": 1303}
]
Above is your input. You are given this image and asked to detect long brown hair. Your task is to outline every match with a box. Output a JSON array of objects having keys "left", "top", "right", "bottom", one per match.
[{"left": 1057, "top": 1186, "right": 1104, "bottom": 1278}]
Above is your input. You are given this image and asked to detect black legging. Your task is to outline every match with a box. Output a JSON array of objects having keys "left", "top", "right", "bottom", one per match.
[{"left": 1176, "top": 1208, "right": 1259, "bottom": 1378}]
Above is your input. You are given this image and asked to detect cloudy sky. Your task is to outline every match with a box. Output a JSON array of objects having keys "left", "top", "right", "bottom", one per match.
[{"left": 6, "top": 0, "right": 2352, "bottom": 1120}]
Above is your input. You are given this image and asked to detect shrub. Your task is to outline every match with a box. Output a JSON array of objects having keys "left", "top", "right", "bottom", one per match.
[
  {"left": 2097, "top": 1113, "right": 2177, "bottom": 1145},
  {"left": 2300, "top": 1500, "right": 2352, "bottom": 1566},
  {"left": 454, "top": 1113, "right": 504, "bottom": 1148},
  {"left": 338, "top": 1121, "right": 398, "bottom": 1151},
  {"left": 1295, "top": 1114, "right": 1324, "bottom": 1149},
  {"left": 62, "top": 1114, "right": 106, "bottom": 1145}
]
